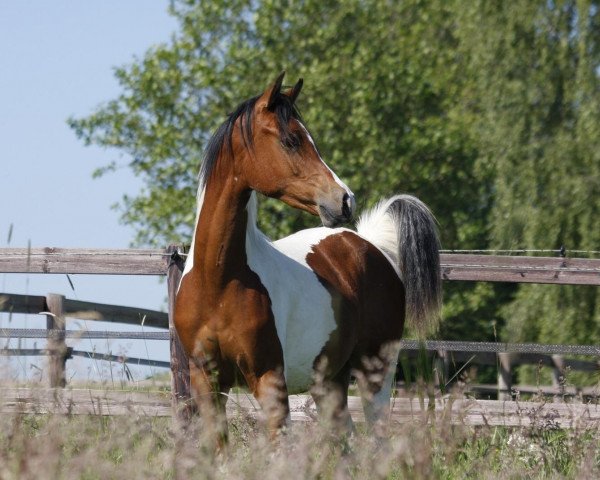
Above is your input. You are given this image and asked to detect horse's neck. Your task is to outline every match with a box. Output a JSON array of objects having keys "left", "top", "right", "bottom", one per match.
[{"left": 190, "top": 175, "right": 252, "bottom": 290}]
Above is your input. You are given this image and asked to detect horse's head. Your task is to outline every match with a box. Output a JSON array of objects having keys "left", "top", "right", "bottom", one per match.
[{"left": 240, "top": 72, "right": 355, "bottom": 227}]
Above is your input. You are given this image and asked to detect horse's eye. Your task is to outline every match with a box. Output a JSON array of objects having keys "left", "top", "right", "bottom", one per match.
[{"left": 282, "top": 133, "right": 302, "bottom": 151}]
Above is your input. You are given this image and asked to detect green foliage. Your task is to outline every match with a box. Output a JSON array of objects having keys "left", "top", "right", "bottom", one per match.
[
  {"left": 453, "top": 1, "right": 600, "bottom": 347},
  {"left": 69, "top": 0, "right": 485, "bottom": 248},
  {"left": 70, "top": 0, "right": 600, "bottom": 349}
]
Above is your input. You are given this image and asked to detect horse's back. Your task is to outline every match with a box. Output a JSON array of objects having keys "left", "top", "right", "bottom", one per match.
[{"left": 276, "top": 226, "right": 404, "bottom": 304}]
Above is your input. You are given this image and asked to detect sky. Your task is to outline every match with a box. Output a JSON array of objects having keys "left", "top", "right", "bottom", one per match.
[{"left": 0, "top": 2, "right": 180, "bottom": 383}]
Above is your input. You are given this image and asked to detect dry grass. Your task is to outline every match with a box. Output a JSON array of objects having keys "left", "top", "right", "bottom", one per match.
[
  {"left": 1, "top": 349, "right": 599, "bottom": 479},
  {"left": 1, "top": 391, "right": 600, "bottom": 480}
]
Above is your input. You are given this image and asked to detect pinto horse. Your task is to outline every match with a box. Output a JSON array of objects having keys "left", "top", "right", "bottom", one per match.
[{"left": 174, "top": 72, "right": 441, "bottom": 439}]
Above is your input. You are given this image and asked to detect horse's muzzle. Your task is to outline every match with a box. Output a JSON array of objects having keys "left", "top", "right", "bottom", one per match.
[{"left": 319, "top": 192, "right": 355, "bottom": 227}]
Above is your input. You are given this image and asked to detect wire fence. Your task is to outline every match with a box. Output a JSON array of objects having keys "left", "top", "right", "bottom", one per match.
[
  {"left": 0, "top": 328, "right": 170, "bottom": 340},
  {"left": 3, "top": 328, "right": 600, "bottom": 357},
  {"left": 439, "top": 248, "right": 600, "bottom": 256}
]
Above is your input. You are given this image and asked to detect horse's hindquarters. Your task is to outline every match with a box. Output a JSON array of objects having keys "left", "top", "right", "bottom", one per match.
[{"left": 249, "top": 227, "right": 406, "bottom": 392}]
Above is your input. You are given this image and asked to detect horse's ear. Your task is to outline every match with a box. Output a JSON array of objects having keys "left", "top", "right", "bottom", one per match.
[
  {"left": 266, "top": 71, "right": 286, "bottom": 110},
  {"left": 286, "top": 78, "right": 303, "bottom": 105}
]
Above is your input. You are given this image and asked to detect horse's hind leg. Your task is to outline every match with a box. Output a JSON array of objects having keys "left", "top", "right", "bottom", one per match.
[
  {"left": 355, "top": 341, "right": 401, "bottom": 434},
  {"left": 310, "top": 363, "right": 354, "bottom": 433}
]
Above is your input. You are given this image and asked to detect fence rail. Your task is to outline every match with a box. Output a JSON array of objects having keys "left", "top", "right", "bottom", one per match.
[
  {"left": 0, "top": 248, "right": 167, "bottom": 275},
  {"left": 0, "top": 328, "right": 169, "bottom": 340},
  {"left": 1, "top": 388, "right": 599, "bottom": 429},
  {"left": 441, "top": 254, "right": 600, "bottom": 285},
  {"left": 0, "top": 347, "right": 170, "bottom": 369},
  {"left": 2, "top": 248, "right": 599, "bottom": 285},
  {"left": 0, "top": 292, "right": 167, "bottom": 328}
]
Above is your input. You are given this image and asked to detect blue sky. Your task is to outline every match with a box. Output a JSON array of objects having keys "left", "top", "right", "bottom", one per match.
[{"left": 0, "top": 2, "right": 179, "bottom": 382}]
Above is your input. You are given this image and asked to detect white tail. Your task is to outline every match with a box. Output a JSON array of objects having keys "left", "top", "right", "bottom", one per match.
[{"left": 357, "top": 195, "right": 442, "bottom": 336}]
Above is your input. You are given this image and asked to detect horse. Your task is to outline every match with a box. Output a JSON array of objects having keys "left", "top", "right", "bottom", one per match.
[{"left": 174, "top": 72, "right": 442, "bottom": 441}]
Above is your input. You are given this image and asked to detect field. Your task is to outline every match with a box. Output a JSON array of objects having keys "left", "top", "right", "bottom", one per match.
[{"left": 1, "top": 388, "right": 600, "bottom": 480}]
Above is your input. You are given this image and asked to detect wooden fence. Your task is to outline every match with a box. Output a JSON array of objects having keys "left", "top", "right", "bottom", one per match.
[
  {"left": 0, "top": 292, "right": 169, "bottom": 386},
  {"left": 3, "top": 290, "right": 599, "bottom": 399},
  {"left": 1, "top": 247, "right": 600, "bottom": 424},
  {"left": 3, "top": 387, "right": 600, "bottom": 429},
  {"left": 1, "top": 247, "right": 599, "bottom": 285}
]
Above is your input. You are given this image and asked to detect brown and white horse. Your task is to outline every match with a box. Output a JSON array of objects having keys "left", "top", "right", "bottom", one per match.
[{"left": 174, "top": 72, "right": 441, "bottom": 439}]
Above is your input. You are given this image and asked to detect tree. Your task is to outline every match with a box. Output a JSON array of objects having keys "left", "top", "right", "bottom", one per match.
[
  {"left": 453, "top": 0, "right": 600, "bottom": 351},
  {"left": 69, "top": 0, "right": 485, "bottom": 248},
  {"left": 70, "top": 0, "right": 600, "bottom": 350}
]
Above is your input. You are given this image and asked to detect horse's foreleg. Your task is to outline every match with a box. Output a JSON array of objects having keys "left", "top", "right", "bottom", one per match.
[
  {"left": 252, "top": 368, "right": 290, "bottom": 437},
  {"left": 189, "top": 360, "right": 231, "bottom": 446}
]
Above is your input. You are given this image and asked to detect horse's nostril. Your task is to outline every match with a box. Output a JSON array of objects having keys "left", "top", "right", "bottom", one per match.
[{"left": 342, "top": 193, "right": 353, "bottom": 220}]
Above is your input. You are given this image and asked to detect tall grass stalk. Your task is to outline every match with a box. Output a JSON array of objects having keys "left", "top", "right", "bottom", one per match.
[{"left": 1, "top": 390, "right": 599, "bottom": 479}]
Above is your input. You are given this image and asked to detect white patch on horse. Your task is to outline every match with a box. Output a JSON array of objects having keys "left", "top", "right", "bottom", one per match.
[
  {"left": 245, "top": 192, "right": 346, "bottom": 393},
  {"left": 299, "top": 123, "right": 354, "bottom": 200},
  {"left": 179, "top": 186, "right": 206, "bottom": 289}
]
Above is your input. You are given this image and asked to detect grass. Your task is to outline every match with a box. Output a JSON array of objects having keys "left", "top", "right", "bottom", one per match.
[
  {"left": 1, "top": 341, "right": 599, "bottom": 479},
  {"left": 1, "top": 392, "right": 600, "bottom": 480}
]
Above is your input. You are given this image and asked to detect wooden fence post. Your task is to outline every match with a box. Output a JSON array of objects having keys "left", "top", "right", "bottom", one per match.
[
  {"left": 434, "top": 349, "right": 449, "bottom": 392},
  {"left": 552, "top": 354, "right": 566, "bottom": 402},
  {"left": 497, "top": 352, "right": 513, "bottom": 401},
  {"left": 46, "top": 293, "right": 67, "bottom": 388},
  {"left": 166, "top": 245, "right": 192, "bottom": 421}
]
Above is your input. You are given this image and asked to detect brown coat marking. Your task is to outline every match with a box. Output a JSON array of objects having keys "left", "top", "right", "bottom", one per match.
[{"left": 306, "top": 231, "right": 406, "bottom": 377}]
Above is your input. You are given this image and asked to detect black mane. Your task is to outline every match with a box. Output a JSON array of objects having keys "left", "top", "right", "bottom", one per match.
[{"left": 198, "top": 91, "right": 303, "bottom": 190}]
